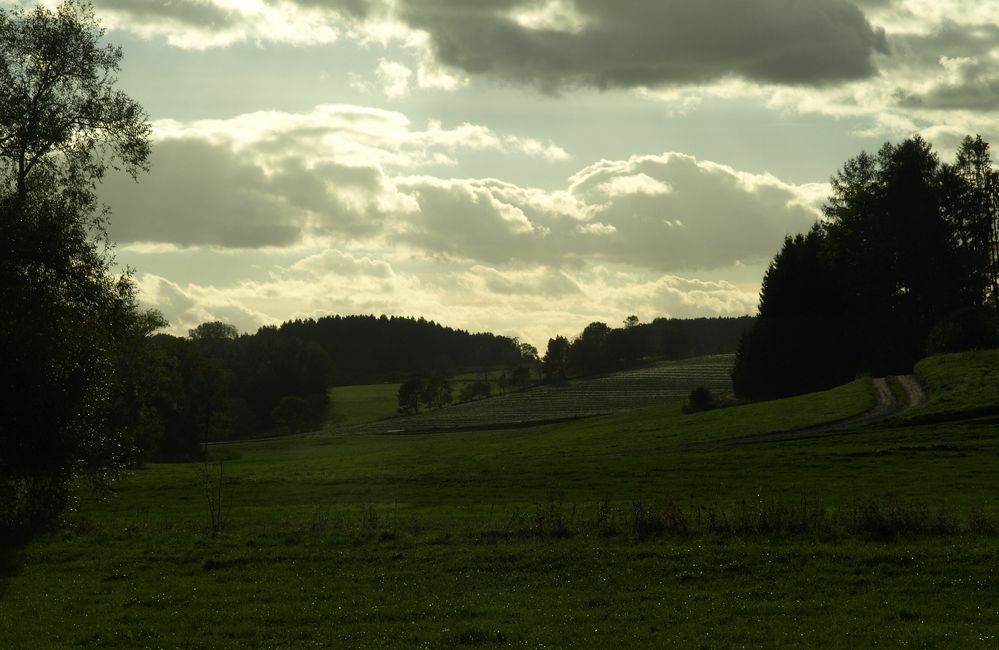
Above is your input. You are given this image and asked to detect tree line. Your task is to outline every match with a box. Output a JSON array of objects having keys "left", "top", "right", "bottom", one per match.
[
  {"left": 277, "top": 314, "right": 522, "bottom": 384},
  {"left": 734, "top": 136, "right": 999, "bottom": 400},
  {"left": 540, "top": 316, "right": 754, "bottom": 383},
  {"left": 124, "top": 315, "right": 527, "bottom": 456}
]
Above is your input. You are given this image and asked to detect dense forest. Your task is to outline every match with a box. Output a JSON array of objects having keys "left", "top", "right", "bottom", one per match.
[
  {"left": 734, "top": 136, "right": 999, "bottom": 400},
  {"left": 279, "top": 315, "right": 523, "bottom": 384}
]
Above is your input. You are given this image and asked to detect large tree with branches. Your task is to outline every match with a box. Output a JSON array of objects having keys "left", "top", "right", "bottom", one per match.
[{"left": 0, "top": 1, "right": 154, "bottom": 537}]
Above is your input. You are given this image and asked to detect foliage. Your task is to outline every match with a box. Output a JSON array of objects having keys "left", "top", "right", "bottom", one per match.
[
  {"left": 924, "top": 305, "right": 999, "bottom": 355},
  {"left": 542, "top": 335, "right": 570, "bottom": 383},
  {"left": 105, "top": 324, "right": 334, "bottom": 458},
  {"left": 271, "top": 396, "right": 313, "bottom": 435},
  {"left": 0, "top": 0, "right": 150, "bottom": 203},
  {"left": 0, "top": 1, "right": 152, "bottom": 535},
  {"left": 735, "top": 136, "right": 999, "bottom": 400},
  {"left": 420, "top": 373, "right": 453, "bottom": 410},
  {"left": 542, "top": 317, "right": 753, "bottom": 384},
  {"left": 397, "top": 376, "right": 423, "bottom": 414},
  {"left": 684, "top": 386, "right": 715, "bottom": 413},
  {"left": 459, "top": 380, "right": 492, "bottom": 402},
  {"left": 507, "top": 365, "right": 531, "bottom": 391},
  {"left": 278, "top": 314, "right": 522, "bottom": 385}
]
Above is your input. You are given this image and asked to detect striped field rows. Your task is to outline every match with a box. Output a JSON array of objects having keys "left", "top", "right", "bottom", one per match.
[{"left": 336, "top": 354, "right": 734, "bottom": 434}]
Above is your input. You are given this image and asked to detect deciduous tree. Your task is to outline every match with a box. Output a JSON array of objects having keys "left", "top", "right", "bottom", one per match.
[{"left": 0, "top": 1, "right": 152, "bottom": 535}]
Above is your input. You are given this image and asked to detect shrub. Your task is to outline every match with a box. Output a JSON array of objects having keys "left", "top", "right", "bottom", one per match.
[{"left": 683, "top": 386, "right": 715, "bottom": 413}]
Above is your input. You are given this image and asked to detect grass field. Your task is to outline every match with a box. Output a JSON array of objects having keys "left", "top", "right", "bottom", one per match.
[
  {"left": 2, "top": 350, "right": 999, "bottom": 647},
  {"left": 338, "top": 354, "right": 737, "bottom": 434},
  {"left": 326, "top": 383, "right": 401, "bottom": 427}
]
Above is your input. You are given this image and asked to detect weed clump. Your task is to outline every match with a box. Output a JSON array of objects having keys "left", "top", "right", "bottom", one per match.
[{"left": 631, "top": 499, "right": 689, "bottom": 538}]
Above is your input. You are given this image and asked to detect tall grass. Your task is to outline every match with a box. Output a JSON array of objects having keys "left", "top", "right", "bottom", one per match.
[{"left": 276, "top": 495, "right": 997, "bottom": 545}]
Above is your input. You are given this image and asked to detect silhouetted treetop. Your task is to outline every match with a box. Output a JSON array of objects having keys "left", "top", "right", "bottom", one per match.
[
  {"left": 0, "top": 0, "right": 150, "bottom": 204},
  {"left": 734, "top": 135, "right": 999, "bottom": 401},
  {"left": 1, "top": 1, "right": 153, "bottom": 537}
]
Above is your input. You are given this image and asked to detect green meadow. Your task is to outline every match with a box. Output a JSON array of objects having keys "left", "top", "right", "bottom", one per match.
[
  {"left": 327, "top": 383, "right": 403, "bottom": 428},
  {"left": 2, "top": 350, "right": 999, "bottom": 648}
]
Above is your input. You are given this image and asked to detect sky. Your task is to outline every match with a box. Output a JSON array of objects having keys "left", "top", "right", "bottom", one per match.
[{"left": 19, "top": 0, "right": 999, "bottom": 346}]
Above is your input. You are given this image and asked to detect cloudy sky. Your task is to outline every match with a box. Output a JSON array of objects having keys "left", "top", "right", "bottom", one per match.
[{"left": 23, "top": 0, "right": 999, "bottom": 345}]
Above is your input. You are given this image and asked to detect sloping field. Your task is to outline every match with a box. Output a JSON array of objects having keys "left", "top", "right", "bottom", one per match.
[
  {"left": 326, "top": 383, "right": 401, "bottom": 427},
  {"left": 4, "top": 351, "right": 999, "bottom": 648},
  {"left": 336, "top": 354, "right": 735, "bottom": 434}
]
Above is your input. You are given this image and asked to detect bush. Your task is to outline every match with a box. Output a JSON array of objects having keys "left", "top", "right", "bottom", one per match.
[
  {"left": 926, "top": 306, "right": 999, "bottom": 355},
  {"left": 683, "top": 386, "right": 715, "bottom": 413}
]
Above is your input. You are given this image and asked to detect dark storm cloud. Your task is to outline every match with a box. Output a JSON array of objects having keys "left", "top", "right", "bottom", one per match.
[
  {"left": 889, "top": 20, "right": 999, "bottom": 63},
  {"left": 392, "top": 0, "right": 888, "bottom": 89}
]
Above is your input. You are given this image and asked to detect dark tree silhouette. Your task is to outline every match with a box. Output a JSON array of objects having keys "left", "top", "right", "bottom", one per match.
[
  {"left": 0, "top": 1, "right": 153, "bottom": 535},
  {"left": 943, "top": 136, "right": 999, "bottom": 312},
  {"left": 421, "top": 373, "right": 454, "bottom": 410},
  {"left": 734, "top": 136, "right": 999, "bottom": 400},
  {"left": 732, "top": 227, "right": 850, "bottom": 400},
  {"left": 569, "top": 322, "right": 612, "bottom": 376},
  {"left": 542, "top": 335, "right": 570, "bottom": 383},
  {"left": 397, "top": 376, "right": 424, "bottom": 414}
]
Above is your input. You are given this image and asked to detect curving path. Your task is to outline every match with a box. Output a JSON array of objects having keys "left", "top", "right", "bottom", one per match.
[
  {"left": 605, "top": 375, "right": 927, "bottom": 457},
  {"left": 676, "top": 375, "right": 927, "bottom": 450}
]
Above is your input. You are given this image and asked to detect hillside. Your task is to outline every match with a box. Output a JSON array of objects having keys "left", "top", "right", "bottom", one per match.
[
  {"left": 334, "top": 354, "right": 737, "bottom": 434},
  {"left": 3, "top": 349, "right": 999, "bottom": 647}
]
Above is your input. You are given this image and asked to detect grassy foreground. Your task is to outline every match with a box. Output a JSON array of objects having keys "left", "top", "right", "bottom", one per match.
[{"left": 3, "top": 351, "right": 999, "bottom": 647}]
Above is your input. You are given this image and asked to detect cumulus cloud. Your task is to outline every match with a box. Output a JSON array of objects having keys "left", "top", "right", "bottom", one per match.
[
  {"left": 394, "top": 154, "right": 820, "bottom": 271},
  {"left": 289, "top": 249, "right": 395, "bottom": 278},
  {"left": 104, "top": 139, "right": 308, "bottom": 248},
  {"left": 137, "top": 274, "right": 277, "bottom": 335},
  {"left": 149, "top": 105, "right": 565, "bottom": 170},
  {"left": 105, "top": 107, "right": 821, "bottom": 270},
  {"left": 884, "top": 22, "right": 999, "bottom": 113},
  {"left": 103, "top": 137, "right": 405, "bottom": 247},
  {"left": 375, "top": 59, "right": 414, "bottom": 99},
  {"left": 461, "top": 265, "right": 581, "bottom": 298},
  {"left": 103, "top": 105, "right": 571, "bottom": 247}
]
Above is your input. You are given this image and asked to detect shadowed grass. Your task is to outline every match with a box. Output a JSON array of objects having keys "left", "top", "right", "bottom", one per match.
[{"left": 2, "top": 351, "right": 999, "bottom": 647}]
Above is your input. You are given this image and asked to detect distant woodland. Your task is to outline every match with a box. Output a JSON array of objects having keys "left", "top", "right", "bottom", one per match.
[{"left": 128, "top": 314, "right": 753, "bottom": 457}]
